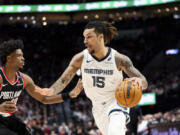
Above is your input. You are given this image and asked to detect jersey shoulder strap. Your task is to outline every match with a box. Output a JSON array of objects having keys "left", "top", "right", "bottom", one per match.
[{"left": 17, "top": 71, "right": 26, "bottom": 89}]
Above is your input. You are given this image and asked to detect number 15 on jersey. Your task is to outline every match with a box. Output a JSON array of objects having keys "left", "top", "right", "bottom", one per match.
[{"left": 92, "top": 76, "right": 105, "bottom": 88}]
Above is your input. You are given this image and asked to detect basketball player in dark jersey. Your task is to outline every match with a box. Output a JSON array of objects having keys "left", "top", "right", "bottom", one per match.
[{"left": 0, "top": 40, "right": 82, "bottom": 135}]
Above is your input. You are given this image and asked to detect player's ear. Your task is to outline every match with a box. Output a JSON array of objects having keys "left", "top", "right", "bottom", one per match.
[
  {"left": 99, "top": 33, "right": 103, "bottom": 38},
  {"left": 6, "top": 52, "right": 14, "bottom": 63},
  {"left": 6, "top": 55, "right": 11, "bottom": 63},
  {"left": 98, "top": 33, "right": 104, "bottom": 41}
]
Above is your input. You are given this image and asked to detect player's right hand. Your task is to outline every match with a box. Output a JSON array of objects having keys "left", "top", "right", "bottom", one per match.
[{"left": 0, "top": 101, "right": 17, "bottom": 113}]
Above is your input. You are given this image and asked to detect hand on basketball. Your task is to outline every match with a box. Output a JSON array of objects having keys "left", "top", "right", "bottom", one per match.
[
  {"left": 0, "top": 101, "right": 17, "bottom": 113},
  {"left": 125, "top": 77, "right": 143, "bottom": 89},
  {"left": 115, "top": 79, "right": 142, "bottom": 107}
]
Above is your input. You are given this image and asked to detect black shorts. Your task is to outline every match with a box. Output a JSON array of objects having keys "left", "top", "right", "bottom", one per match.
[{"left": 0, "top": 115, "right": 31, "bottom": 135}]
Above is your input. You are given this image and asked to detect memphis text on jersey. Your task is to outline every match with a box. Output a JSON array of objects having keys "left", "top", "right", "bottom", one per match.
[{"left": 84, "top": 68, "right": 113, "bottom": 75}]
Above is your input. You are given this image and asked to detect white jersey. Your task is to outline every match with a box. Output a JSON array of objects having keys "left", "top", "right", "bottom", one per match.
[{"left": 81, "top": 48, "right": 123, "bottom": 106}]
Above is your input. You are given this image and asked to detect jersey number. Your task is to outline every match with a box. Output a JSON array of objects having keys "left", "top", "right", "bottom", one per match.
[{"left": 92, "top": 76, "right": 105, "bottom": 88}]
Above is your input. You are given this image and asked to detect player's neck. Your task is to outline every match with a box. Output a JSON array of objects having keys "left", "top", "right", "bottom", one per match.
[
  {"left": 3, "top": 65, "right": 17, "bottom": 82},
  {"left": 93, "top": 46, "right": 108, "bottom": 60}
]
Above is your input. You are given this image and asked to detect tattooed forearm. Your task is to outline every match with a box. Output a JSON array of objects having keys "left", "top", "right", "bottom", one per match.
[
  {"left": 50, "top": 79, "right": 65, "bottom": 94},
  {"left": 50, "top": 52, "right": 83, "bottom": 94},
  {"left": 117, "top": 53, "right": 148, "bottom": 89},
  {"left": 124, "top": 66, "right": 142, "bottom": 78},
  {"left": 50, "top": 66, "right": 76, "bottom": 94},
  {"left": 126, "top": 67, "right": 148, "bottom": 90}
]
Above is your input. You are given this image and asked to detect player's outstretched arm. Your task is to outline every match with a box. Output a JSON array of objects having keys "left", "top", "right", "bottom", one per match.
[
  {"left": 50, "top": 52, "right": 83, "bottom": 95},
  {"left": 21, "top": 73, "right": 83, "bottom": 104},
  {"left": 115, "top": 52, "right": 148, "bottom": 90},
  {"left": 41, "top": 78, "right": 83, "bottom": 104}
]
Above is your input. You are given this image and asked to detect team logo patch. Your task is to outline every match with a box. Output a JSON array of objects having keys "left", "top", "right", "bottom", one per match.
[{"left": 2, "top": 84, "right": 7, "bottom": 87}]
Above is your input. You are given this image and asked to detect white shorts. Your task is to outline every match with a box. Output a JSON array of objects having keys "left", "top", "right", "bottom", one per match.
[{"left": 92, "top": 100, "right": 130, "bottom": 135}]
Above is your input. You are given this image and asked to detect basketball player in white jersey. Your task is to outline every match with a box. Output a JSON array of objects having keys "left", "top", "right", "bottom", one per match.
[{"left": 49, "top": 21, "right": 148, "bottom": 135}]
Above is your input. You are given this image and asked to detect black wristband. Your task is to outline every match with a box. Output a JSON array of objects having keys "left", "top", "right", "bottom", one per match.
[{"left": 62, "top": 93, "right": 71, "bottom": 101}]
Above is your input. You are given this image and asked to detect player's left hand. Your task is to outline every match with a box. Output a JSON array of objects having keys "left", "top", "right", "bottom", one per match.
[{"left": 125, "top": 77, "right": 143, "bottom": 89}]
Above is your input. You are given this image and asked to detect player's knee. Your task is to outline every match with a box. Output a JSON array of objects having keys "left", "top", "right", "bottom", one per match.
[
  {"left": 108, "top": 124, "right": 126, "bottom": 135},
  {"left": 108, "top": 112, "right": 126, "bottom": 135},
  {"left": 108, "top": 126, "right": 120, "bottom": 135}
]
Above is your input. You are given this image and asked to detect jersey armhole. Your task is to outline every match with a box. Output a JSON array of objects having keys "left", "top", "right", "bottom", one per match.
[{"left": 20, "top": 72, "right": 26, "bottom": 89}]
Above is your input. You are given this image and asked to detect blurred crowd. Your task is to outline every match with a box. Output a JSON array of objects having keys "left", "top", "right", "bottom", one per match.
[
  {"left": 15, "top": 91, "right": 101, "bottom": 135},
  {"left": 137, "top": 108, "right": 180, "bottom": 135},
  {"left": 145, "top": 70, "right": 180, "bottom": 112},
  {"left": 0, "top": 16, "right": 180, "bottom": 135}
]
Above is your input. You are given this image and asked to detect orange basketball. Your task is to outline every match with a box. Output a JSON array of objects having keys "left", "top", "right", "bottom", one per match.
[{"left": 115, "top": 80, "right": 142, "bottom": 108}]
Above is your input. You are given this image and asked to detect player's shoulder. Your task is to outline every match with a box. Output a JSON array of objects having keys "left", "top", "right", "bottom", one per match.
[
  {"left": 75, "top": 51, "right": 84, "bottom": 57},
  {"left": 20, "top": 73, "right": 33, "bottom": 82},
  {"left": 19, "top": 72, "right": 26, "bottom": 77},
  {"left": 20, "top": 73, "right": 35, "bottom": 88},
  {"left": 70, "top": 51, "right": 84, "bottom": 68},
  {"left": 114, "top": 51, "right": 131, "bottom": 69},
  {"left": 72, "top": 51, "right": 84, "bottom": 62},
  {"left": 114, "top": 51, "right": 127, "bottom": 61}
]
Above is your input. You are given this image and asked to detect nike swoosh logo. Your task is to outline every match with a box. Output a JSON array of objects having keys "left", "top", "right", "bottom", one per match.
[
  {"left": 2, "top": 84, "right": 8, "bottom": 87},
  {"left": 86, "top": 60, "right": 93, "bottom": 63},
  {"left": 107, "top": 57, "right": 112, "bottom": 61}
]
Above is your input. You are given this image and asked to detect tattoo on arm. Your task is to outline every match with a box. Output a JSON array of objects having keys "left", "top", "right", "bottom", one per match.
[
  {"left": 118, "top": 54, "right": 148, "bottom": 89},
  {"left": 50, "top": 52, "right": 83, "bottom": 94},
  {"left": 50, "top": 66, "right": 76, "bottom": 94},
  {"left": 118, "top": 54, "right": 143, "bottom": 78},
  {"left": 50, "top": 78, "right": 64, "bottom": 94}
]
